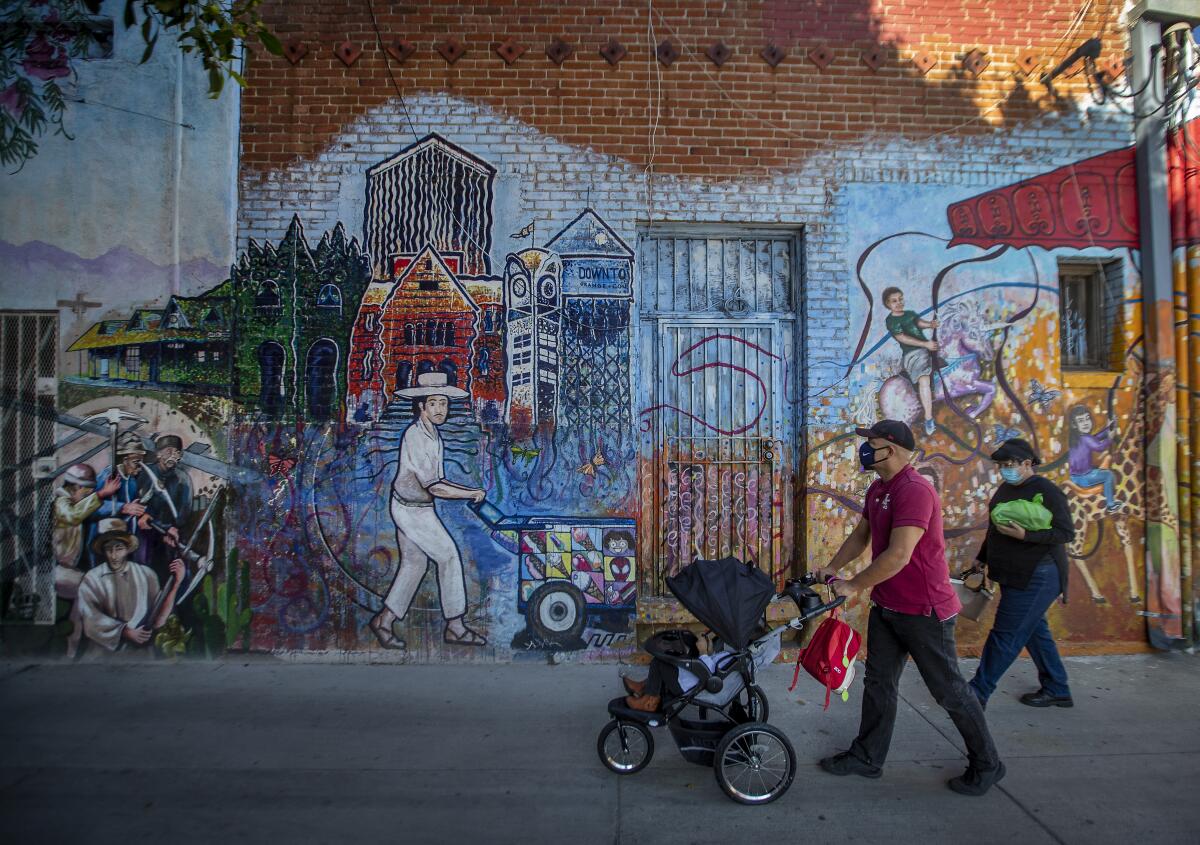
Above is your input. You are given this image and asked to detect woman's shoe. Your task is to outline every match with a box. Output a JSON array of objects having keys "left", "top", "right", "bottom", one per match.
[{"left": 1019, "top": 689, "right": 1073, "bottom": 708}]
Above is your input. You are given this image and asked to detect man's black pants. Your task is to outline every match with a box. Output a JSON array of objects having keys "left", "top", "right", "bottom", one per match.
[{"left": 850, "top": 605, "right": 1000, "bottom": 771}]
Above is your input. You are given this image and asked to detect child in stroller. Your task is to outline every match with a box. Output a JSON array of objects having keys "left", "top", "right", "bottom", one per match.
[
  {"left": 622, "top": 627, "right": 759, "bottom": 712},
  {"left": 597, "top": 558, "right": 844, "bottom": 805}
]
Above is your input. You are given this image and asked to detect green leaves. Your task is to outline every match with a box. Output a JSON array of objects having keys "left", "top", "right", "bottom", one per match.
[
  {"left": 2, "top": 1, "right": 280, "bottom": 167},
  {"left": 258, "top": 29, "right": 282, "bottom": 56},
  {"left": 120, "top": 1, "right": 281, "bottom": 97}
]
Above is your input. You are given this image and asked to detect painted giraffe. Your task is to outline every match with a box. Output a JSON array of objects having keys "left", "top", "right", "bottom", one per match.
[{"left": 1065, "top": 359, "right": 1176, "bottom": 604}]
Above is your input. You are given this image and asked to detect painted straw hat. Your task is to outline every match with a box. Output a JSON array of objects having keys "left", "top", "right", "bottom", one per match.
[
  {"left": 90, "top": 517, "right": 139, "bottom": 554},
  {"left": 394, "top": 371, "right": 469, "bottom": 400}
]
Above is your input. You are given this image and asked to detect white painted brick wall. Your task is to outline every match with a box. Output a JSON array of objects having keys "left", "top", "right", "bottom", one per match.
[{"left": 238, "top": 95, "right": 1134, "bottom": 427}]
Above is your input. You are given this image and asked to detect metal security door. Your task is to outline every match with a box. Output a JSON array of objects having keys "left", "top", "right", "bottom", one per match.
[
  {"left": 0, "top": 311, "right": 58, "bottom": 625},
  {"left": 656, "top": 322, "right": 785, "bottom": 582},
  {"left": 638, "top": 228, "right": 801, "bottom": 597}
]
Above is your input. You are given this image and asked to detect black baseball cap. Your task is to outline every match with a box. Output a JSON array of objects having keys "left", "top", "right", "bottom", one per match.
[
  {"left": 990, "top": 438, "right": 1040, "bottom": 465},
  {"left": 855, "top": 420, "right": 915, "bottom": 451}
]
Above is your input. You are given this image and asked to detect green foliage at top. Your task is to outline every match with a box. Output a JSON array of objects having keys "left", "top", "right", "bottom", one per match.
[
  {"left": 83, "top": 1, "right": 282, "bottom": 97},
  {"left": 1, "top": 1, "right": 280, "bottom": 168}
]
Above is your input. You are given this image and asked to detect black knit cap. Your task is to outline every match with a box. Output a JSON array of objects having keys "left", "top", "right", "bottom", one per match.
[
  {"left": 990, "top": 437, "right": 1041, "bottom": 465},
  {"left": 855, "top": 420, "right": 915, "bottom": 451}
]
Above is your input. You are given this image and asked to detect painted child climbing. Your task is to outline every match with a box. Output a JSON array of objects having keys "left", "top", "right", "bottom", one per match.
[{"left": 1066, "top": 405, "right": 1124, "bottom": 513}]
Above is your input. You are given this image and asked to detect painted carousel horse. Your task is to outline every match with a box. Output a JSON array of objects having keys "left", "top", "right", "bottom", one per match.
[{"left": 878, "top": 300, "right": 998, "bottom": 426}]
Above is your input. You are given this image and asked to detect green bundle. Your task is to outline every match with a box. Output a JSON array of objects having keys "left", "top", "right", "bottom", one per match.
[{"left": 991, "top": 494, "right": 1054, "bottom": 531}]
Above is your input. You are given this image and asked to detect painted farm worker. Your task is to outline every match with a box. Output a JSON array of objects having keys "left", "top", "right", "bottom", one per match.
[
  {"left": 77, "top": 518, "right": 184, "bottom": 656},
  {"left": 52, "top": 463, "right": 121, "bottom": 596},
  {"left": 52, "top": 463, "right": 121, "bottom": 658},
  {"left": 88, "top": 431, "right": 150, "bottom": 568},
  {"left": 968, "top": 438, "right": 1075, "bottom": 709},
  {"left": 369, "top": 372, "right": 488, "bottom": 652},
  {"left": 816, "top": 420, "right": 1004, "bottom": 796},
  {"left": 136, "top": 433, "right": 194, "bottom": 583}
]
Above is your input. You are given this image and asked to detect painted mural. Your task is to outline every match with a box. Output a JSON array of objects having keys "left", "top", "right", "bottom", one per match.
[
  {"left": 7, "top": 102, "right": 1197, "bottom": 661},
  {"left": 217, "top": 134, "right": 640, "bottom": 661},
  {"left": 803, "top": 129, "right": 1199, "bottom": 649}
]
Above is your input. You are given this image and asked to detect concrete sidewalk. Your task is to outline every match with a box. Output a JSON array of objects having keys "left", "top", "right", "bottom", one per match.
[{"left": 1, "top": 654, "right": 1197, "bottom": 845}]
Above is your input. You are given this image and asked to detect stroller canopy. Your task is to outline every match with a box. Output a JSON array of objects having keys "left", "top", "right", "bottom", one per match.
[{"left": 666, "top": 557, "right": 775, "bottom": 650}]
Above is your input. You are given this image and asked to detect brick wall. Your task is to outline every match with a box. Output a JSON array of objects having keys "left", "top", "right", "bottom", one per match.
[
  {"left": 239, "top": 1, "right": 1134, "bottom": 421},
  {"left": 242, "top": 0, "right": 1129, "bottom": 177}
]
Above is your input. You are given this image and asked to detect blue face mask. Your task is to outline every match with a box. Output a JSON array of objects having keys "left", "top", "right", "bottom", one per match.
[
  {"left": 859, "top": 441, "right": 890, "bottom": 471},
  {"left": 1000, "top": 467, "right": 1024, "bottom": 484}
]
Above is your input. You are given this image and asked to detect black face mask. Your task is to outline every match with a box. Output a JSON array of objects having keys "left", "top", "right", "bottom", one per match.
[{"left": 859, "top": 441, "right": 891, "bottom": 471}]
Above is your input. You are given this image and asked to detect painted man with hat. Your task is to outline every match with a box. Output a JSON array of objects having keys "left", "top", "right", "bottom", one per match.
[
  {"left": 816, "top": 420, "right": 1004, "bottom": 796},
  {"left": 52, "top": 463, "right": 121, "bottom": 597},
  {"left": 137, "top": 433, "right": 194, "bottom": 583},
  {"left": 88, "top": 430, "right": 152, "bottom": 568},
  {"left": 76, "top": 517, "right": 185, "bottom": 655},
  {"left": 368, "top": 372, "right": 489, "bottom": 652}
]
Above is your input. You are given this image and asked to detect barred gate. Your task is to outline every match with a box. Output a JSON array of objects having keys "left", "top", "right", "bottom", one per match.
[
  {"left": 638, "top": 230, "right": 801, "bottom": 596},
  {"left": 0, "top": 311, "right": 58, "bottom": 625}
]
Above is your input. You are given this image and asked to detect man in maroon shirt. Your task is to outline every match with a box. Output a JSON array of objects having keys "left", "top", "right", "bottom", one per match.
[{"left": 816, "top": 420, "right": 1004, "bottom": 796}]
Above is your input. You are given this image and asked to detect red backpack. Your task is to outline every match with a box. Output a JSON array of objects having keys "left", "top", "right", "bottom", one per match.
[{"left": 789, "top": 613, "right": 862, "bottom": 710}]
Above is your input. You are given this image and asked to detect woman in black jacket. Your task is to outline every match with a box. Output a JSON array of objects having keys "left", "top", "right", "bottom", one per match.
[{"left": 967, "top": 439, "right": 1076, "bottom": 709}]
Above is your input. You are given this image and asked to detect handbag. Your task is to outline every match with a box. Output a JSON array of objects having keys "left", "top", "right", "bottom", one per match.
[{"left": 951, "top": 566, "right": 994, "bottom": 622}]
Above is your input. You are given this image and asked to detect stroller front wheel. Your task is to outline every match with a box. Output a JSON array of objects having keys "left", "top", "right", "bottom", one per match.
[
  {"left": 713, "top": 722, "right": 796, "bottom": 805},
  {"left": 597, "top": 719, "right": 654, "bottom": 775}
]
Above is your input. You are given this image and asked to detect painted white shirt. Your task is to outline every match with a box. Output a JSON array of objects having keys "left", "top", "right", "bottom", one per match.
[
  {"left": 391, "top": 419, "right": 444, "bottom": 505},
  {"left": 77, "top": 562, "right": 162, "bottom": 652}
]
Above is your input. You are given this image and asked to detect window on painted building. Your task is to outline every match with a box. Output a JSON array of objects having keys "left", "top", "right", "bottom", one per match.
[
  {"left": 164, "top": 312, "right": 181, "bottom": 328},
  {"left": 254, "top": 281, "right": 282, "bottom": 318},
  {"left": 212, "top": 349, "right": 222, "bottom": 362},
  {"left": 1058, "top": 258, "right": 1124, "bottom": 370},
  {"left": 483, "top": 308, "right": 494, "bottom": 333},
  {"left": 316, "top": 284, "right": 343, "bottom": 312},
  {"left": 197, "top": 350, "right": 207, "bottom": 363},
  {"left": 125, "top": 346, "right": 140, "bottom": 372}
]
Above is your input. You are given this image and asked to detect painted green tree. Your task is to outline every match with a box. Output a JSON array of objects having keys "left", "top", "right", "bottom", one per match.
[{"left": 230, "top": 216, "right": 370, "bottom": 421}]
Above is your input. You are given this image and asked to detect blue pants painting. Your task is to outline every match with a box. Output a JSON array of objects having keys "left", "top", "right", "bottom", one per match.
[
  {"left": 1070, "top": 468, "right": 1116, "bottom": 509},
  {"left": 969, "top": 561, "right": 1070, "bottom": 703}
]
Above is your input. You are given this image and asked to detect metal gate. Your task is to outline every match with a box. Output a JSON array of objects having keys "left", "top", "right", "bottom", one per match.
[
  {"left": 0, "top": 311, "right": 58, "bottom": 625},
  {"left": 638, "top": 230, "right": 801, "bottom": 596}
]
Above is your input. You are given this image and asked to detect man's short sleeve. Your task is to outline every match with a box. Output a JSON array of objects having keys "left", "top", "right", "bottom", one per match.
[{"left": 892, "top": 479, "right": 935, "bottom": 530}]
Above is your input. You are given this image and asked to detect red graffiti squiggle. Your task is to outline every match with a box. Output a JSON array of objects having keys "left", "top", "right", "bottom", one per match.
[{"left": 641, "top": 333, "right": 780, "bottom": 436}]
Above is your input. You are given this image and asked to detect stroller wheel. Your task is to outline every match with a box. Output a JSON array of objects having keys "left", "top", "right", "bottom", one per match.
[
  {"left": 713, "top": 722, "right": 796, "bottom": 805},
  {"left": 597, "top": 719, "right": 654, "bottom": 775}
]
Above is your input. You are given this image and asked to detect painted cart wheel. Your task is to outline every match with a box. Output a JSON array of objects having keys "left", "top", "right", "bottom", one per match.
[{"left": 527, "top": 581, "right": 587, "bottom": 641}]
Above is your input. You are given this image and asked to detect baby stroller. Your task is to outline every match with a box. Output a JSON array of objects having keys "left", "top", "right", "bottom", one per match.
[{"left": 596, "top": 558, "right": 844, "bottom": 805}]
